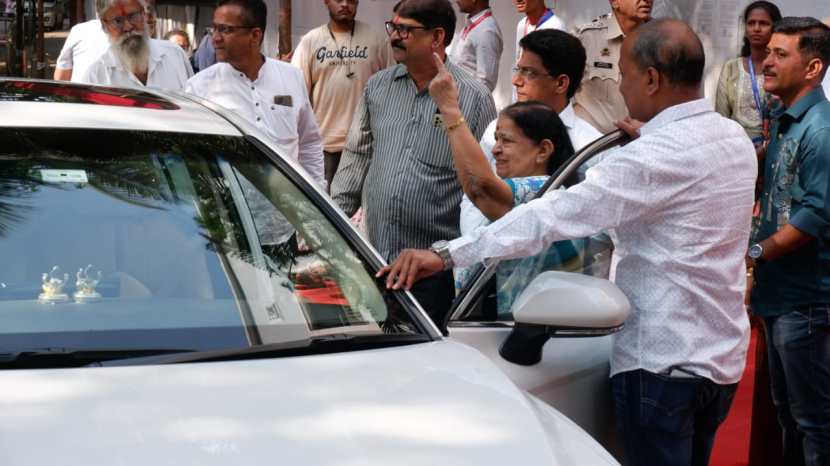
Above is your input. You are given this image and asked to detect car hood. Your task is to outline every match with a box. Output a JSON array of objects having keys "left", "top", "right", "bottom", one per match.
[{"left": 0, "top": 340, "right": 616, "bottom": 465}]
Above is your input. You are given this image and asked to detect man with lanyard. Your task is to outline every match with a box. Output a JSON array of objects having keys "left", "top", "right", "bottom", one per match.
[
  {"left": 573, "top": 0, "right": 652, "bottom": 133},
  {"left": 449, "top": 0, "right": 503, "bottom": 91},
  {"left": 291, "top": 0, "right": 394, "bottom": 190},
  {"left": 748, "top": 17, "right": 830, "bottom": 466}
]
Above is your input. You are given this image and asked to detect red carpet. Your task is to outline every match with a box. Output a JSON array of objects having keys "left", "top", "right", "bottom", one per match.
[{"left": 710, "top": 328, "right": 758, "bottom": 466}]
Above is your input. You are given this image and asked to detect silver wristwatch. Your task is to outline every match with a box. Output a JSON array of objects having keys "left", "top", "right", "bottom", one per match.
[
  {"left": 430, "top": 240, "right": 454, "bottom": 271},
  {"left": 748, "top": 243, "right": 765, "bottom": 264}
]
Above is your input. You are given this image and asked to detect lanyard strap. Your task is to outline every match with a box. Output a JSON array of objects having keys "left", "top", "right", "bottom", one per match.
[
  {"left": 747, "top": 58, "right": 769, "bottom": 143},
  {"left": 462, "top": 10, "right": 492, "bottom": 40},
  {"left": 747, "top": 58, "right": 764, "bottom": 118},
  {"left": 524, "top": 9, "right": 553, "bottom": 37}
]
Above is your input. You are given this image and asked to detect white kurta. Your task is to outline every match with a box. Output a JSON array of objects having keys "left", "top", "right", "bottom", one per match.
[
  {"left": 186, "top": 59, "right": 325, "bottom": 186},
  {"left": 81, "top": 38, "right": 193, "bottom": 91}
]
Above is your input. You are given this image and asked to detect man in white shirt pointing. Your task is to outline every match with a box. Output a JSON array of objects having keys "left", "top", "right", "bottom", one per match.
[
  {"left": 186, "top": 0, "right": 324, "bottom": 186},
  {"left": 380, "top": 18, "right": 756, "bottom": 466}
]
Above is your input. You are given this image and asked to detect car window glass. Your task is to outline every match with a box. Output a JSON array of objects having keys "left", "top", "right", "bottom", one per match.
[{"left": 0, "top": 128, "right": 423, "bottom": 353}]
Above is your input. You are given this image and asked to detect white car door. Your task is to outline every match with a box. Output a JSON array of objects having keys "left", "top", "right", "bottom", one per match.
[{"left": 446, "top": 131, "right": 628, "bottom": 449}]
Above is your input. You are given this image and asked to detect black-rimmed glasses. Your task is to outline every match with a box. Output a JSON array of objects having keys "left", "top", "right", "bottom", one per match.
[
  {"left": 207, "top": 23, "right": 257, "bottom": 36},
  {"left": 384, "top": 21, "right": 430, "bottom": 39}
]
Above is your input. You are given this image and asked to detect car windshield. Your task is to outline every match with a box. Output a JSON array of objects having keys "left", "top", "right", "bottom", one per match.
[{"left": 0, "top": 128, "right": 427, "bottom": 364}]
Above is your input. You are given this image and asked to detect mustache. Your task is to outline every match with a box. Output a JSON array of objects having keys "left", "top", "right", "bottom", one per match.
[{"left": 391, "top": 40, "right": 406, "bottom": 50}]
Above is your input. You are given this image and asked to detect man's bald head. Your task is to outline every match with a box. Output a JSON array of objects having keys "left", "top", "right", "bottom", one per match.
[{"left": 628, "top": 18, "right": 705, "bottom": 88}]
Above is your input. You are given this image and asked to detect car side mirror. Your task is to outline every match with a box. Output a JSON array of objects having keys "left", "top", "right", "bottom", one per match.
[{"left": 500, "top": 271, "right": 631, "bottom": 366}]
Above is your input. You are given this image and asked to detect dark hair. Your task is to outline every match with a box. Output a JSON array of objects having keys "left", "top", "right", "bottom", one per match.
[
  {"left": 740, "top": 1, "right": 782, "bottom": 57},
  {"left": 396, "top": 0, "right": 456, "bottom": 46},
  {"left": 500, "top": 101, "right": 575, "bottom": 176},
  {"left": 519, "top": 29, "right": 587, "bottom": 98},
  {"left": 164, "top": 29, "right": 190, "bottom": 44},
  {"left": 217, "top": 0, "right": 267, "bottom": 32},
  {"left": 631, "top": 18, "right": 705, "bottom": 87},
  {"left": 773, "top": 17, "right": 830, "bottom": 77}
]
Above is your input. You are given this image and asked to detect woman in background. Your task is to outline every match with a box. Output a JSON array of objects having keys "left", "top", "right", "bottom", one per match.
[{"left": 715, "top": 1, "right": 782, "bottom": 146}]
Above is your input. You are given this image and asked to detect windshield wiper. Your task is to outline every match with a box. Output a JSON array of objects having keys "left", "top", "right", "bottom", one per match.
[
  {"left": 99, "top": 333, "right": 430, "bottom": 367},
  {"left": 0, "top": 348, "right": 196, "bottom": 369}
]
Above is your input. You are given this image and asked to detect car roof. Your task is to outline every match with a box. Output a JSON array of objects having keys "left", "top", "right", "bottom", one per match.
[{"left": 0, "top": 78, "right": 241, "bottom": 136}]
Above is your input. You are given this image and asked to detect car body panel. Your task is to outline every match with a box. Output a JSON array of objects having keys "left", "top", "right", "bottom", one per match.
[
  {"left": 0, "top": 340, "right": 615, "bottom": 465},
  {"left": 449, "top": 326, "right": 616, "bottom": 443},
  {"left": 1, "top": 80, "right": 239, "bottom": 137}
]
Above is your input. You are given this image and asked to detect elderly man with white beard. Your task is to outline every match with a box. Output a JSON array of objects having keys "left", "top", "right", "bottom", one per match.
[{"left": 81, "top": 0, "right": 192, "bottom": 90}]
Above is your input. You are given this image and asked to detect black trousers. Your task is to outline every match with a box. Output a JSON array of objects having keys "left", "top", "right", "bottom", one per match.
[
  {"left": 409, "top": 269, "right": 455, "bottom": 328},
  {"left": 323, "top": 151, "right": 341, "bottom": 192}
]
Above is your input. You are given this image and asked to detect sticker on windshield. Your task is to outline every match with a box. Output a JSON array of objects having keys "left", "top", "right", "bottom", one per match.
[{"left": 40, "top": 169, "right": 89, "bottom": 184}]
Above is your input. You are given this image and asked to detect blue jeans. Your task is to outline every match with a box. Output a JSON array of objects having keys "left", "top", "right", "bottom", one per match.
[
  {"left": 612, "top": 369, "right": 738, "bottom": 466},
  {"left": 764, "top": 305, "right": 830, "bottom": 466}
]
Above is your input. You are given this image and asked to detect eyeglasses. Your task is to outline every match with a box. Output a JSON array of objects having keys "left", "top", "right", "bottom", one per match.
[
  {"left": 104, "top": 10, "right": 145, "bottom": 30},
  {"left": 384, "top": 21, "right": 430, "bottom": 39},
  {"left": 207, "top": 23, "right": 256, "bottom": 36},
  {"left": 512, "top": 66, "right": 552, "bottom": 81}
]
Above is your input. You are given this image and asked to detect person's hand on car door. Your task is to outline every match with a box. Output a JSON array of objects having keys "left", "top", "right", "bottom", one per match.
[{"left": 376, "top": 249, "right": 443, "bottom": 290}]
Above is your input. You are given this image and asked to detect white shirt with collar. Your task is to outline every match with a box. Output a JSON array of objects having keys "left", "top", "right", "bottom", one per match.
[
  {"left": 460, "top": 103, "right": 601, "bottom": 234},
  {"left": 55, "top": 19, "right": 110, "bottom": 83},
  {"left": 186, "top": 59, "right": 325, "bottom": 186},
  {"left": 449, "top": 8, "right": 503, "bottom": 91},
  {"left": 451, "top": 99, "right": 756, "bottom": 385},
  {"left": 81, "top": 38, "right": 193, "bottom": 91}
]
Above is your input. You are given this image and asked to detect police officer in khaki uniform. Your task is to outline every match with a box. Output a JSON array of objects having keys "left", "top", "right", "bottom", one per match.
[{"left": 573, "top": 0, "right": 652, "bottom": 133}]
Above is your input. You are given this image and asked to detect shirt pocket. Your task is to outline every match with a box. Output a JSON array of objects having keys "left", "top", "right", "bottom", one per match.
[
  {"left": 268, "top": 103, "right": 300, "bottom": 145},
  {"left": 415, "top": 113, "right": 454, "bottom": 169}
]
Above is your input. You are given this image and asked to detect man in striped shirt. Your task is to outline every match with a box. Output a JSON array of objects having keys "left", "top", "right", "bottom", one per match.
[{"left": 330, "top": 0, "right": 496, "bottom": 324}]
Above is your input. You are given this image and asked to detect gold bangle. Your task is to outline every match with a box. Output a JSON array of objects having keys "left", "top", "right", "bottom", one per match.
[{"left": 445, "top": 116, "right": 465, "bottom": 132}]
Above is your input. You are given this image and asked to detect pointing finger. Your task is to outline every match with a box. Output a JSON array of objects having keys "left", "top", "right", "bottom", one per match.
[{"left": 432, "top": 52, "right": 446, "bottom": 73}]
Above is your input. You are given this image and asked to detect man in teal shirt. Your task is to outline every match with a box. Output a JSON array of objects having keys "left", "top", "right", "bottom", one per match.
[{"left": 749, "top": 17, "right": 830, "bottom": 466}]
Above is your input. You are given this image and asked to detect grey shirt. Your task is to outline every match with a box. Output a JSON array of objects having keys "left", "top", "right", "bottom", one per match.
[{"left": 331, "top": 62, "right": 497, "bottom": 260}]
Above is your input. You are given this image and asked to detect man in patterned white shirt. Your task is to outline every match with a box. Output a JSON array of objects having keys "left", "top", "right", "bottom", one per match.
[{"left": 380, "top": 18, "right": 756, "bottom": 466}]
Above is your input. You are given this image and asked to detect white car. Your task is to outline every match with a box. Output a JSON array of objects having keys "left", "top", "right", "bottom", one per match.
[{"left": 0, "top": 78, "right": 628, "bottom": 465}]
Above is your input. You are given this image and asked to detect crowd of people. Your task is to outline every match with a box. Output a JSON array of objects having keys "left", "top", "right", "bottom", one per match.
[{"left": 50, "top": 0, "right": 830, "bottom": 465}]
